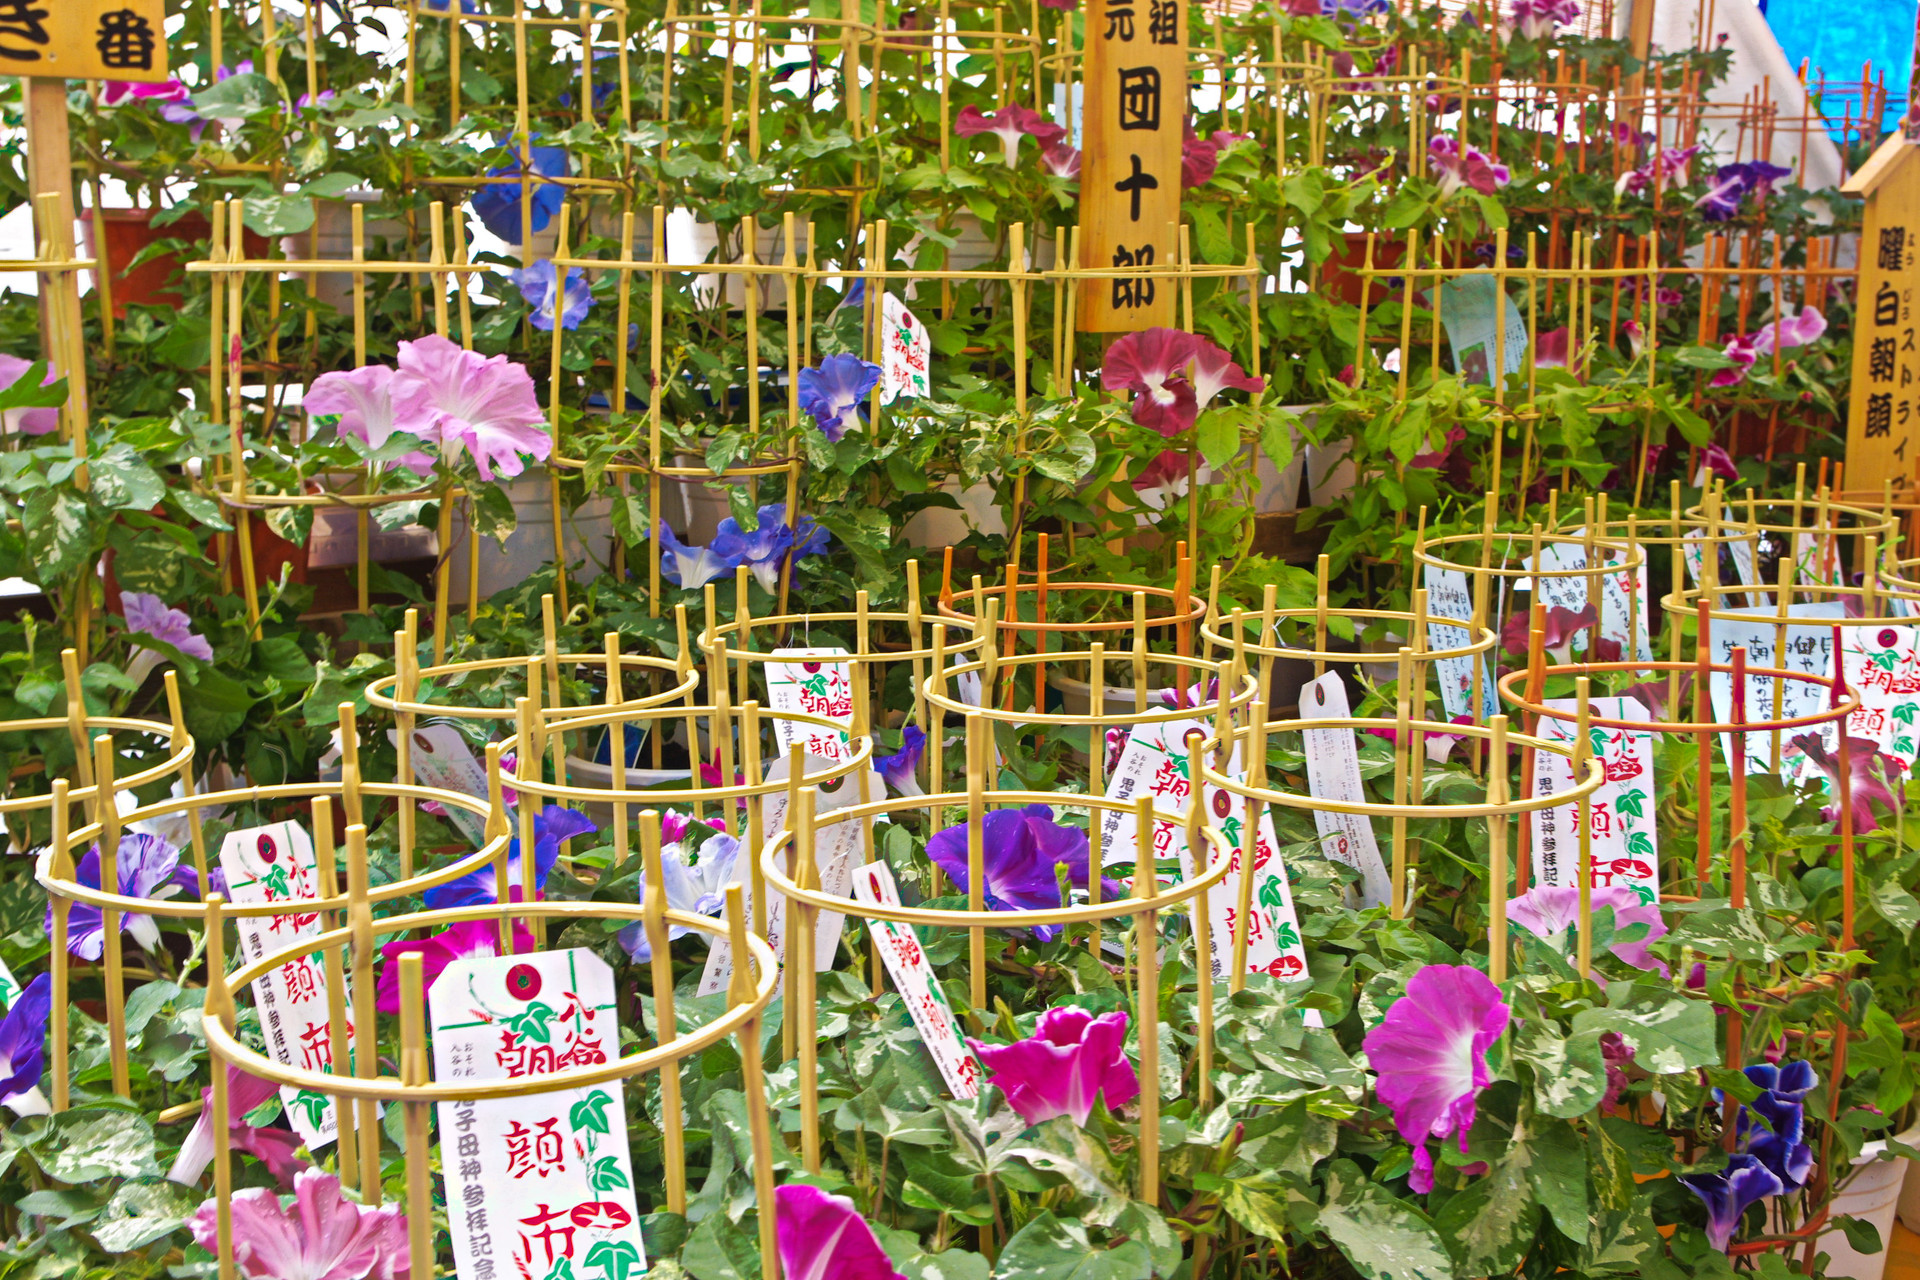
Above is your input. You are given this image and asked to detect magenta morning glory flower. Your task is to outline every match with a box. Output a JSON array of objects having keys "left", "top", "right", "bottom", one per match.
[
  {"left": 1786, "top": 733, "right": 1898, "bottom": 834},
  {"left": 876, "top": 726, "right": 926, "bottom": 797},
  {"left": 423, "top": 805, "right": 596, "bottom": 910},
  {"left": 122, "top": 591, "right": 215, "bottom": 662},
  {"left": 1710, "top": 307, "right": 1826, "bottom": 388},
  {"left": 375, "top": 919, "right": 537, "bottom": 1014},
  {"left": 508, "top": 260, "right": 593, "bottom": 331},
  {"left": 775, "top": 1184, "right": 906, "bottom": 1280},
  {"left": 1181, "top": 134, "right": 1220, "bottom": 189},
  {"left": 1428, "top": 136, "right": 1511, "bottom": 199},
  {"left": 1680, "top": 1154, "right": 1784, "bottom": 1251},
  {"left": 1189, "top": 338, "right": 1264, "bottom": 411},
  {"left": 160, "top": 62, "right": 255, "bottom": 140},
  {"left": 0, "top": 975, "right": 49, "bottom": 1109},
  {"left": 798, "top": 354, "right": 881, "bottom": 442},
  {"left": 954, "top": 103, "right": 1066, "bottom": 167},
  {"left": 968, "top": 1005, "right": 1141, "bottom": 1125},
  {"left": 1102, "top": 328, "right": 1200, "bottom": 436},
  {"left": 1507, "top": 884, "right": 1669, "bottom": 973},
  {"left": 655, "top": 521, "right": 745, "bottom": 589},
  {"left": 1362, "top": 963, "right": 1512, "bottom": 1192},
  {"left": 1039, "top": 142, "right": 1081, "bottom": 179},
  {"left": 389, "top": 334, "right": 550, "bottom": 481},
  {"left": 0, "top": 355, "right": 60, "bottom": 436},
  {"left": 47, "top": 832, "right": 198, "bottom": 960},
  {"left": 190, "top": 1168, "right": 410, "bottom": 1280},
  {"left": 615, "top": 829, "right": 743, "bottom": 961},
  {"left": 102, "top": 78, "right": 190, "bottom": 107},
  {"left": 1509, "top": 0, "right": 1579, "bottom": 39},
  {"left": 924, "top": 805, "right": 1117, "bottom": 942},
  {"left": 305, "top": 365, "right": 435, "bottom": 473},
  {"left": 168, "top": 1063, "right": 309, "bottom": 1188},
  {"left": 1499, "top": 602, "right": 1597, "bottom": 662}
]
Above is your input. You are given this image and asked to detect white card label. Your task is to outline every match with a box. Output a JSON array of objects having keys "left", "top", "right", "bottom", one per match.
[
  {"left": 766, "top": 649, "right": 855, "bottom": 763},
  {"left": 219, "top": 821, "right": 354, "bottom": 1150},
  {"left": 395, "top": 722, "right": 491, "bottom": 844},
  {"left": 431, "top": 948, "right": 645, "bottom": 1280},
  {"left": 1708, "top": 604, "right": 1843, "bottom": 775},
  {"left": 1818, "top": 624, "right": 1920, "bottom": 774},
  {"left": 880, "top": 295, "right": 932, "bottom": 405},
  {"left": 1527, "top": 698, "right": 1659, "bottom": 902},
  {"left": 1297, "top": 675, "right": 1393, "bottom": 909},
  {"left": 851, "top": 862, "right": 982, "bottom": 1097},
  {"left": 1422, "top": 564, "right": 1495, "bottom": 719}
]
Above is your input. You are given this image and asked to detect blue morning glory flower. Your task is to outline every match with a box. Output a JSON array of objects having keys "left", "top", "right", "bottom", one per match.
[
  {"left": 798, "top": 354, "right": 881, "bottom": 442},
  {"left": 424, "top": 805, "right": 597, "bottom": 909},
  {"left": 657, "top": 522, "right": 744, "bottom": 589},
  {"left": 0, "top": 975, "right": 49, "bottom": 1103},
  {"left": 876, "top": 725, "right": 925, "bottom": 797},
  {"left": 509, "top": 260, "right": 592, "bottom": 331},
  {"left": 471, "top": 142, "right": 568, "bottom": 244}
]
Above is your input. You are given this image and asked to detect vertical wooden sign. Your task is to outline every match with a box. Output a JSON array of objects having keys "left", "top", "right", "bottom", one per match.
[
  {"left": 1077, "top": 0, "right": 1185, "bottom": 332},
  {"left": 1842, "top": 136, "right": 1920, "bottom": 482}
]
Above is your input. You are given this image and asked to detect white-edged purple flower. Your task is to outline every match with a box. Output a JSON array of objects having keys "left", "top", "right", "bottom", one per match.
[
  {"left": 1711, "top": 306, "right": 1827, "bottom": 387},
  {"left": 189, "top": 1169, "right": 410, "bottom": 1280},
  {"left": 1509, "top": 0, "right": 1579, "bottom": 39},
  {"left": 1428, "top": 136, "right": 1511, "bottom": 199},
  {"left": 1680, "top": 1154, "right": 1784, "bottom": 1251},
  {"left": 508, "top": 260, "right": 593, "bottom": 331},
  {"left": 0, "top": 975, "right": 49, "bottom": 1114},
  {"left": 46, "top": 832, "right": 198, "bottom": 960},
  {"left": 924, "top": 805, "right": 1118, "bottom": 942},
  {"left": 656, "top": 521, "right": 744, "bottom": 589},
  {"left": 967, "top": 1005, "right": 1140, "bottom": 1125},
  {"left": 615, "top": 828, "right": 742, "bottom": 961},
  {"left": 423, "top": 805, "right": 595, "bottom": 909},
  {"left": 389, "top": 334, "right": 551, "bottom": 481},
  {"left": 774, "top": 1184, "right": 906, "bottom": 1280},
  {"left": 1507, "top": 884, "right": 1669, "bottom": 973},
  {"left": 305, "top": 364, "right": 435, "bottom": 473},
  {"left": 0, "top": 355, "right": 59, "bottom": 435},
  {"left": 1694, "top": 170, "right": 1750, "bottom": 222},
  {"left": 798, "top": 354, "right": 881, "bottom": 442},
  {"left": 876, "top": 726, "right": 926, "bottom": 797},
  {"left": 1361, "top": 963, "right": 1511, "bottom": 1192},
  {"left": 954, "top": 103, "right": 1066, "bottom": 168}
]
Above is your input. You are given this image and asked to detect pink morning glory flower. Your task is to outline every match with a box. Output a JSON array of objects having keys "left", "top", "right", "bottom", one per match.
[
  {"left": 389, "top": 334, "right": 550, "bottom": 481},
  {"left": 1710, "top": 306, "right": 1826, "bottom": 387},
  {"left": 1188, "top": 338, "right": 1264, "bottom": 411},
  {"left": 1507, "top": 884, "right": 1669, "bottom": 973},
  {"left": 102, "top": 78, "right": 190, "bottom": 107},
  {"left": 1364, "top": 714, "right": 1476, "bottom": 764},
  {"left": 168, "top": 1063, "right": 309, "bottom": 1188},
  {"left": 0, "top": 355, "right": 60, "bottom": 435},
  {"left": 954, "top": 103, "right": 1066, "bottom": 167},
  {"left": 305, "top": 365, "right": 435, "bottom": 473},
  {"left": 967, "top": 1005, "right": 1141, "bottom": 1125},
  {"left": 190, "top": 1168, "right": 410, "bottom": 1280},
  {"left": 508, "top": 260, "right": 593, "bottom": 331},
  {"left": 926, "top": 805, "right": 1118, "bottom": 941},
  {"left": 1181, "top": 134, "right": 1220, "bottom": 188},
  {"left": 1786, "top": 733, "right": 1899, "bottom": 835},
  {"left": 798, "top": 354, "right": 881, "bottom": 442},
  {"left": 1361, "top": 964, "right": 1511, "bottom": 1192},
  {"left": 122, "top": 591, "right": 215, "bottom": 663},
  {"left": 876, "top": 726, "right": 926, "bottom": 797},
  {"left": 1509, "top": 0, "right": 1579, "bottom": 39},
  {"left": 1039, "top": 142, "right": 1082, "bottom": 179},
  {"left": 375, "top": 919, "right": 537, "bottom": 1014},
  {"left": 46, "top": 832, "right": 199, "bottom": 959},
  {"left": 1428, "top": 136, "right": 1511, "bottom": 199},
  {"left": 774, "top": 1184, "right": 906, "bottom": 1280}
]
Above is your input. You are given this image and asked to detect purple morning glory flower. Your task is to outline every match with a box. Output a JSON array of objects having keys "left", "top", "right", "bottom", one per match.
[
  {"left": 470, "top": 142, "right": 568, "bottom": 244},
  {"left": 615, "top": 829, "right": 742, "bottom": 961},
  {"left": 1787, "top": 733, "right": 1899, "bottom": 835},
  {"left": 168, "top": 1063, "right": 309, "bottom": 1188},
  {"left": 1718, "top": 1060, "right": 1818, "bottom": 1196},
  {"left": 1507, "top": 884, "right": 1669, "bottom": 974},
  {"left": 508, "top": 260, "right": 592, "bottom": 331},
  {"left": 375, "top": 919, "right": 537, "bottom": 1014},
  {"left": 1694, "top": 169, "right": 1752, "bottom": 222},
  {"left": 967, "top": 1005, "right": 1140, "bottom": 1126},
  {"left": 1680, "top": 1153, "right": 1785, "bottom": 1251},
  {"left": 160, "top": 62, "right": 255, "bottom": 140},
  {"left": 0, "top": 975, "right": 49, "bottom": 1106},
  {"left": 122, "top": 591, "right": 215, "bottom": 661},
  {"left": 924, "top": 805, "right": 1116, "bottom": 941},
  {"left": 49, "top": 833, "right": 198, "bottom": 960},
  {"left": 1428, "top": 136, "right": 1511, "bottom": 199},
  {"left": 1508, "top": 0, "right": 1579, "bottom": 38},
  {"left": 1361, "top": 964, "right": 1512, "bottom": 1192},
  {"left": 876, "top": 726, "right": 926, "bottom": 797},
  {"left": 774, "top": 1184, "right": 905, "bottom": 1280},
  {"left": 423, "top": 805, "right": 596, "bottom": 909},
  {"left": 656, "top": 521, "right": 745, "bottom": 589},
  {"left": 712, "top": 504, "right": 796, "bottom": 592},
  {"left": 798, "top": 354, "right": 881, "bottom": 442},
  {"left": 190, "top": 1170, "right": 410, "bottom": 1280}
]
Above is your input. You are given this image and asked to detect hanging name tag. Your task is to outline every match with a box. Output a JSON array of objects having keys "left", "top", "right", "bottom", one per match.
[
  {"left": 1097, "top": 718, "right": 1199, "bottom": 871},
  {"left": 696, "top": 757, "right": 877, "bottom": 997},
  {"left": 1422, "top": 564, "right": 1495, "bottom": 719},
  {"left": 851, "top": 862, "right": 982, "bottom": 1098},
  {"left": 767, "top": 649, "right": 855, "bottom": 763},
  {"left": 218, "top": 821, "right": 355, "bottom": 1150},
  {"left": 1708, "top": 604, "right": 1843, "bottom": 776},
  {"left": 431, "top": 948, "right": 645, "bottom": 1280},
  {"left": 880, "top": 295, "right": 932, "bottom": 405},
  {"left": 1297, "top": 675, "right": 1393, "bottom": 909},
  {"left": 1527, "top": 698, "right": 1659, "bottom": 903},
  {"left": 394, "top": 722, "right": 492, "bottom": 844},
  {"left": 1818, "top": 624, "right": 1920, "bottom": 774}
]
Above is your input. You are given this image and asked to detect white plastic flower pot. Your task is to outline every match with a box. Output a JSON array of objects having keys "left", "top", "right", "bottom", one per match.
[
  {"left": 561, "top": 755, "right": 695, "bottom": 829},
  {"left": 903, "top": 479, "right": 1007, "bottom": 547},
  {"left": 1890, "top": 1121, "right": 1920, "bottom": 1233},
  {"left": 1820, "top": 1135, "right": 1914, "bottom": 1280},
  {"left": 285, "top": 192, "right": 413, "bottom": 311},
  {"left": 448, "top": 468, "right": 614, "bottom": 604}
]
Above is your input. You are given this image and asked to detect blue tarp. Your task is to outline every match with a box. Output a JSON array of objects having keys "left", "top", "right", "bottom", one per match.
[{"left": 1764, "top": 0, "right": 1914, "bottom": 131}]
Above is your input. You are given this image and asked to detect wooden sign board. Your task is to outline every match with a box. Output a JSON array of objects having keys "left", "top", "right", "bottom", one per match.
[
  {"left": 1842, "top": 135, "right": 1920, "bottom": 482},
  {"left": 3, "top": 0, "right": 167, "bottom": 81},
  {"left": 1077, "top": 0, "right": 1185, "bottom": 331}
]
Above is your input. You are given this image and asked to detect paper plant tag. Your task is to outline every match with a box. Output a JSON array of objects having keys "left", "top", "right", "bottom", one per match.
[
  {"left": 1527, "top": 698, "right": 1659, "bottom": 902},
  {"left": 1820, "top": 624, "right": 1920, "bottom": 773},
  {"left": 1522, "top": 533, "right": 1653, "bottom": 663},
  {"left": 430, "top": 948, "right": 644, "bottom": 1280},
  {"left": 880, "top": 295, "right": 932, "bottom": 405},
  {"left": 1097, "top": 718, "right": 1200, "bottom": 870},
  {"left": 393, "top": 721, "right": 491, "bottom": 845},
  {"left": 1707, "top": 603, "right": 1843, "bottom": 776},
  {"left": 1435, "top": 274, "right": 1528, "bottom": 385},
  {"left": 1682, "top": 528, "right": 1761, "bottom": 608},
  {"left": 1297, "top": 675, "right": 1393, "bottom": 909},
  {"left": 219, "top": 821, "right": 356, "bottom": 1150},
  {"left": 851, "top": 862, "right": 982, "bottom": 1098},
  {"left": 766, "top": 649, "right": 855, "bottom": 763},
  {"left": 0, "top": 956, "right": 22, "bottom": 1009},
  {"left": 695, "top": 757, "right": 876, "bottom": 997},
  {"left": 1422, "top": 563, "right": 1495, "bottom": 719}
]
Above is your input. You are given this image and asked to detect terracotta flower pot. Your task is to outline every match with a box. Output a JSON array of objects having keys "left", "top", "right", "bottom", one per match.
[{"left": 80, "top": 208, "right": 270, "bottom": 317}]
